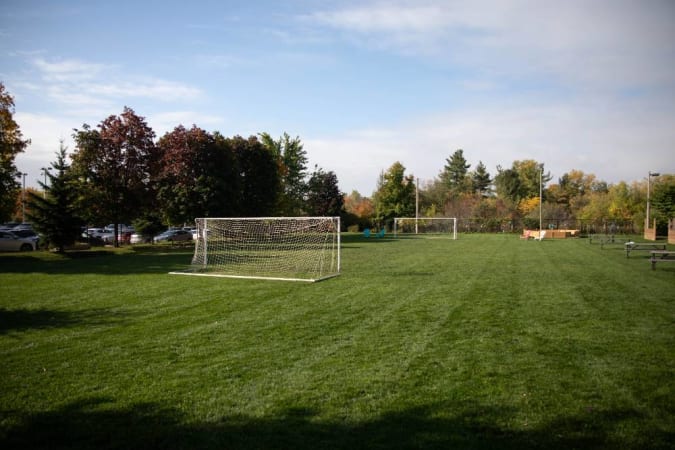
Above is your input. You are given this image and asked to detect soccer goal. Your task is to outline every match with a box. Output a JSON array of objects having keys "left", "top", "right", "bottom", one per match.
[
  {"left": 393, "top": 217, "right": 458, "bottom": 239},
  {"left": 171, "top": 217, "right": 340, "bottom": 282}
]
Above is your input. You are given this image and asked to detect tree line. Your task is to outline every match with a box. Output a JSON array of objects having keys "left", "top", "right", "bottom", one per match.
[
  {"left": 1, "top": 83, "right": 344, "bottom": 249},
  {"left": 347, "top": 149, "right": 675, "bottom": 235},
  {"left": 2, "top": 82, "right": 673, "bottom": 250}
]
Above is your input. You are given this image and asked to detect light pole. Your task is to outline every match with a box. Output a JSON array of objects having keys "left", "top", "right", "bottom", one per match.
[
  {"left": 40, "top": 167, "right": 51, "bottom": 198},
  {"left": 21, "top": 172, "right": 27, "bottom": 223},
  {"left": 646, "top": 171, "right": 660, "bottom": 227},
  {"left": 539, "top": 165, "right": 543, "bottom": 234}
]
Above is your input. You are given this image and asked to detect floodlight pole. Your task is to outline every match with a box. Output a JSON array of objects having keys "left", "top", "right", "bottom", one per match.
[
  {"left": 646, "top": 171, "right": 660, "bottom": 227},
  {"left": 41, "top": 167, "right": 51, "bottom": 198},
  {"left": 539, "top": 165, "right": 543, "bottom": 234}
]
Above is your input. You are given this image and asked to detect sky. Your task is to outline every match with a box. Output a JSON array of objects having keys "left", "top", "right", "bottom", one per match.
[{"left": 1, "top": 0, "right": 674, "bottom": 195}]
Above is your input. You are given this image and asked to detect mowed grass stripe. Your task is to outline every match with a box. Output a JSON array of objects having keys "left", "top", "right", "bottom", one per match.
[{"left": 0, "top": 235, "right": 673, "bottom": 449}]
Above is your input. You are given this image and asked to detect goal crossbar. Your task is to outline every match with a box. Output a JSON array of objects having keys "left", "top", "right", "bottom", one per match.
[{"left": 171, "top": 216, "right": 341, "bottom": 282}]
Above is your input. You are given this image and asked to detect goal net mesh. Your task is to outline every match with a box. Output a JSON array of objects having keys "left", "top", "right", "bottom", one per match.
[
  {"left": 394, "top": 217, "right": 457, "bottom": 239},
  {"left": 182, "top": 217, "right": 340, "bottom": 282}
]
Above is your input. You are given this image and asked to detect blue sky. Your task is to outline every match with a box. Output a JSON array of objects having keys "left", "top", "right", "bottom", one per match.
[{"left": 2, "top": 0, "right": 674, "bottom": 195}]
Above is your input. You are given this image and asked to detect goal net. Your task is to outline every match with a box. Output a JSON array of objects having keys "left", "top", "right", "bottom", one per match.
[
  {"left": 393, "top": 217, "right": 457, "bottom": 239},
  {"left": 172, "top": 217, "right": 340, "bottom": 282}
]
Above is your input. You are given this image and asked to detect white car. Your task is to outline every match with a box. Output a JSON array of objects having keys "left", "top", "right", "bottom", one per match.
[
  {"left": 130, "top": 233, "right": 151, "bottom": 244},
  {"left": 0, "top": 230, "right": 37, "bottom": 252}
]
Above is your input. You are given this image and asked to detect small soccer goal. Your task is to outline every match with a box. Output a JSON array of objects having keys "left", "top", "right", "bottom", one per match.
[
  {"left": 393, "top": 217, "right": 458, "bottom": 239},
  {"left": 171, "top": 217, "right": 341, "bottom": 282}
]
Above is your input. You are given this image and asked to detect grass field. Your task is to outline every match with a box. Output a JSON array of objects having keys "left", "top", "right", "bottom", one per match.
[{"left": 1, "top": 234, "right": 673, "bottom": 449}]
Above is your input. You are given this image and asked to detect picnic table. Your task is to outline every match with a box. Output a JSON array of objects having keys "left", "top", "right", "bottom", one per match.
[
  {"left": 625, "top": 242, "right": 667, "bottom": 257},
  {"left": 600, "top": 235, "right": 631, "bottom": 248},
  {"left": 650, "top": 250, "right": 675, "bottom": 270}
]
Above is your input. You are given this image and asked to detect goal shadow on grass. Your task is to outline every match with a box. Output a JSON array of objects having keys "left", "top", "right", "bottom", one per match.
[{"left": 1, "top": 397, "right": 668, "bottom": 450}]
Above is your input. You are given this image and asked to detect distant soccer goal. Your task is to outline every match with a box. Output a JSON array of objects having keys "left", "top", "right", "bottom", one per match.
[
  {"left": 393, "top": 217, "right": 458, "bottom": 239},
  {"left": 171, "top": 217, "right": 340, "bottom": 282}
]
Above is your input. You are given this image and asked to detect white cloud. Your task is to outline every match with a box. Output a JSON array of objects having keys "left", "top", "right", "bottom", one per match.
[
  {"left": 32, "top": 57, "right": 110, "bottom": 82},
  {"left": 309, "top": 1, "right": 675, "bottom": 89},
  {"left": 27, "top": 57, "right": 203, "bottom": 109},
  {"left": 85, "top": 79, "right": 202, "bottom": 102}
]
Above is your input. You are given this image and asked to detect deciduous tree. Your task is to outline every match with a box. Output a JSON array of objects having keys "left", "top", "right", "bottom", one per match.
[
  {"left": 0, "top": 82, "right": 31, "bottom": 222},
  {"left": 231, "top": 135, "right": 280, "bottom": 216},
  {"left": 71, "top": 107, "right": 157, "bottom": 246},
  {"left": 156, "top": 126, "right": 238, "bottom": 224},
  {"left": 373, "top": 161, "right": 415, "bottom": 227},
  {"left": 260, "top": 132, "right": 307, "bottom": 215},
  {"left": 306, "top": 166, "right": 344, "bottom": 217}
]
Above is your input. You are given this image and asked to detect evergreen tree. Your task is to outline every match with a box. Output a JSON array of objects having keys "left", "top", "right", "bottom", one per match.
[
  {"left": 471, "top": 161, "right": 492, "bottom": 197},
  {"left": 441, "top": 149, "right": 471, "bottom": 195},
  {"left": 27, "top": 141, "right": 83, "bottom": 252}
]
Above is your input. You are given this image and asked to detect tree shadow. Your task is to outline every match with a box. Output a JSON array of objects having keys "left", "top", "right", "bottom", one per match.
[
  {"left": 0, "top": 308, "right": 126, "bottom": 335},
  {"left": 0, "top": 250, "right": 193, "bottom": 275},
  {"left": 1, "top": 397, "right": 670, "bottom": 450}
]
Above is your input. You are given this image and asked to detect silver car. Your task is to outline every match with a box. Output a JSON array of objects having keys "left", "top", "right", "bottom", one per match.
[
  {"left": 153, "top": 229, "right": 193, "bottom": 243},
  {"left": 0, "top": 230, "right": 37, "bottom": 252}
]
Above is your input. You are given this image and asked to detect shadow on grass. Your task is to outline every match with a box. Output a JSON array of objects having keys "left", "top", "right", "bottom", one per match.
[
  {"left": 1, "top": 397, "right": 670, "bottom": 450},
  {"left": 0, "top": 308, "right": 127, "bottom": 335},
  {"left": 0, "top": 248, "right": 193, "bottom": 275}
]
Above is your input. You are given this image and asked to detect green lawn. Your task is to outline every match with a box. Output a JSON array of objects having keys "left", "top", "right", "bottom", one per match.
[{"left": 0, "top": 234, "right": 673, "bottom": 449}]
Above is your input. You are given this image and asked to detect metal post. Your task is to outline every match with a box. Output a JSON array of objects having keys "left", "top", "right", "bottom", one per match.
[
  {"left": 647, "top": 171, "right": 660, "bottom": 227},
  {"left": 415, "top": 177, "right": 419, "bottom": 234}
]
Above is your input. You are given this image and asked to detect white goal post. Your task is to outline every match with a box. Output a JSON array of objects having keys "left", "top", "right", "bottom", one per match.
[
  {"left": 393, "top": 217, "right": 457, "bottom": 239},
  {"left": 171, "top": 217, "right": 341, "bottom": 282}
]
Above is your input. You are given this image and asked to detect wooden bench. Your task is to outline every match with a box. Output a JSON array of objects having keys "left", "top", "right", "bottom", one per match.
[
  {"left": 625, "top": 242, "right": 667, "bottom": 257},
  {"left": 650, "top": 250, "right": 675, "bottom": 270}
]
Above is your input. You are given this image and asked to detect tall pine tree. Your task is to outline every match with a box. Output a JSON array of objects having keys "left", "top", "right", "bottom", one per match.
[
  {"left": 27, "top": 141, "right": 83, "bottom": 252},
  {"left": 471, "top": 161, "right": 492, "bottom": 197},
  {"left": 441, "top": 149, "right": 471, "bottom": 196}
]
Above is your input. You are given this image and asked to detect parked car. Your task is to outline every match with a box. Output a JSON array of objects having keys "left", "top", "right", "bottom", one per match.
[
  {"left": 0, "top": 230, "right": 37, "bottom": 252},
  {"left": 82, "top": 228, "right": 113, "bottom": 245},
  {"left": 130, "top": 233, "right": 151, "bottom": 244},
  {"left": 104, "top": 224, "right": 134, "bottom": 233},
  {"left": 11, "top": 229, "right": 40, "bottom": 245},
  {"left": 153, "top": 229, "right": 193, "bottom": 243},
  {"left": 12, "top": 223, "right": 34, "bottom": 231}
]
